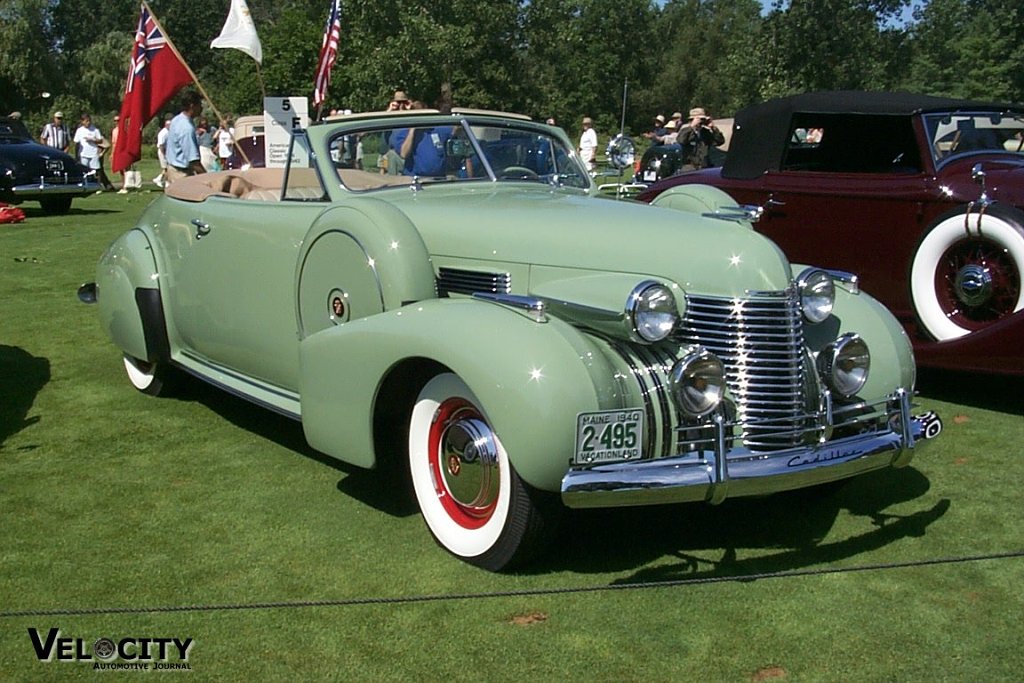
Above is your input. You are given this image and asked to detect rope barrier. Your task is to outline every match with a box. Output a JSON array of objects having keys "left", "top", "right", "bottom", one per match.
[{"left": 3, "top": 550, "right": 1022, "bottom": 619}]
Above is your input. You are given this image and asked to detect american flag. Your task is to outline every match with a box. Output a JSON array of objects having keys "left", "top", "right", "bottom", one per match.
[
  {"left": 125, "top": 7, "right": 169, "bottom": 94},
  {"left": 313, "top": 0, "right": 341, "bottom": 107}
]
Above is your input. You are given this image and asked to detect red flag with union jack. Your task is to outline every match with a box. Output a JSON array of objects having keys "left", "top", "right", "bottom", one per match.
[
  {"left": 112, "top": 4, "right": 193, "bottom": 172},
  {"left": 313, "top": 0, "right": 341, "bottom": 108}
]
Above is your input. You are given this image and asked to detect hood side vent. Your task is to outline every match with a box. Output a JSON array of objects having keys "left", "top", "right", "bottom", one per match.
[{"left": 437, "top": 267, "right": 511, "bottom": 297}]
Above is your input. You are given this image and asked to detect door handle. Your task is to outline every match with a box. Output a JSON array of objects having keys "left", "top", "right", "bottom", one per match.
[{"left": 191, "top": 219, "right": 210, "bottom": 240}]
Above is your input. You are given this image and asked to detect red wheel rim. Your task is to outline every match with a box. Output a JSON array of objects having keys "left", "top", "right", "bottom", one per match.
[
  {"left": 427, "top": 398, "right": 499, "bottom": 529},
  {"left": 934, "top": 236, "right": 1021, "bottom": 331}
]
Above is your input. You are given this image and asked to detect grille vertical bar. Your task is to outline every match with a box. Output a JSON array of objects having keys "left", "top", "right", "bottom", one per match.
[{"left": 676, "top": 292, "right": 807, "bottom": 450}]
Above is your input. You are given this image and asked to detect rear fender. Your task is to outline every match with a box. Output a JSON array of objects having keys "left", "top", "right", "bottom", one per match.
[
  {"left": 96, "top": 229, "right": 166, "bottom": 363},
  {"left": 298, "top": 298, "right": 630, "bottom": 490}
]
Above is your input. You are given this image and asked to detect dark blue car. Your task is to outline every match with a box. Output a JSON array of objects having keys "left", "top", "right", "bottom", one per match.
[{"left": 0, "top": 116, "right": 97, "bottom": 214}]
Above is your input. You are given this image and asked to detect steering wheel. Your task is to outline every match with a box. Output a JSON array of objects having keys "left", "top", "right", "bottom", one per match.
[{"left": 499, "top": 166, "right": 540, "bottom": 181}]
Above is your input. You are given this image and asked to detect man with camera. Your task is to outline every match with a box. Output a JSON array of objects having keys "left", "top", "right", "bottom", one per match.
[{"left": 677, "top": 107, "right": 725, "bottom": 171}]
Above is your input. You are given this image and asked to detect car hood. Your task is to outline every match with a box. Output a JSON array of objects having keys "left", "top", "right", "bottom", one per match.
[{"left": 387, "top": 186, "right": 793, "bottom": 298}]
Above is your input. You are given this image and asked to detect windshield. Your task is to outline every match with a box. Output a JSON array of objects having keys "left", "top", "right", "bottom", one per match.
[
  {"left": 924, "top": 111, "right": 1024, "bottom": 164},
  {"left": 327, "top": 119, "right": 590, "bottom": 192}
]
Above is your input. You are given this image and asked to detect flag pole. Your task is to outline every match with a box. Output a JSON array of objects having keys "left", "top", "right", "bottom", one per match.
[
  {"left": 255, "top": 62, "right": 267, "bottom": 101},
  {"left": 141, "top": 0, "right": 251, "bottom": 167}
]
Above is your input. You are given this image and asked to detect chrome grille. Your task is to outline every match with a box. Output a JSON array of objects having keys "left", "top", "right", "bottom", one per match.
[
  {"left": 676, "top": 291, "right": 806, "bottom": 450},
  {"left": 437, "top": 267, "right": 511, "bottom": 296}
]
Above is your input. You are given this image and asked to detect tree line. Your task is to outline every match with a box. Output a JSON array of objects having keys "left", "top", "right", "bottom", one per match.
[{"left": 1, "top": 0, "right": 1021, "bottom": 142}]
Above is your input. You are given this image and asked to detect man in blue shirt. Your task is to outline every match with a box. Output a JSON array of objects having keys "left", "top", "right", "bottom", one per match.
[
  {"left": 165, "top": 91, "right": 206, "bottom": 184},
  {"left": 391, "top": 125, "right": 453, "bottom": 177}
]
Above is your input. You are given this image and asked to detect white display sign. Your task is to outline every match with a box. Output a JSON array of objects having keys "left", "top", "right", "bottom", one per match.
[{"left": 263, "top": 97, "right": 310, "bottom": 168}]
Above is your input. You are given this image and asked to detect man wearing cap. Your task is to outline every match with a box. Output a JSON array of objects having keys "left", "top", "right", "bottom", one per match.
[
  {"left": 40, "top": 112, "right": 70, "bottom": 152},
  {"left": 382, "top": 91, "right": 411, "bottom": 175},
  {"left": 643, "top": 114, "right": 668, "bottom": 143},
  {"left": 677, "top": 107, "right": 725, "bottom": 171},
  {"left": 578, "top": 116, "right": 598, "bottom": 170}
]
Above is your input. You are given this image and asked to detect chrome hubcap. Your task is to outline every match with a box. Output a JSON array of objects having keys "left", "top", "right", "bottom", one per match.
[
  {"left": 954, "top": 264, "right": 993, "bottom": 307},
  {"left": 438, "top": 413, "right": 499, "bottom": 509}
]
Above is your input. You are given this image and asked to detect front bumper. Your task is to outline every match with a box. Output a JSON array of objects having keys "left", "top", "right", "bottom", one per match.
[
  {"left": 561, "top": 389, "right": 941, "bottom": 508},
  {"left": 6, "top": 176, "right": 98, "bottom": 199}
]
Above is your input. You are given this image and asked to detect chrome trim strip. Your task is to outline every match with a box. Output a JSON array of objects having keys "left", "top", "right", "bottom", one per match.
[
  {"left": 471, "top": 292, "right": 547, "bottom": 321},
  {"left": 175, "top": 351, "right": 301, "bottom": 421},
  {"left": 437, "top": 267, "right": 511, "bottom": 296}
]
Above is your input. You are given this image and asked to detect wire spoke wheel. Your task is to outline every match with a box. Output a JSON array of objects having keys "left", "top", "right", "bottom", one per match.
[
  {"left": 911, "top": 206, "right": 1024, "bottom": 340},
  {"left": 935, "top": 236, "right": 1021, "bottom": 330}
]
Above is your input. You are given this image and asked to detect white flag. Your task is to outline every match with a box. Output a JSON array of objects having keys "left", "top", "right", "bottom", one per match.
[{"left": 211, "top": 0, "right": 263, "bottom": 64}]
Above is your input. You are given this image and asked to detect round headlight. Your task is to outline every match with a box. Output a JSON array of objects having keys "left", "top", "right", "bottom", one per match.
[
  {"left": 627, "top": 282, "right": 679, "bottom": 343},
  {"left": 670, "top": 349, "right": 726, "bottom": 417},
  {"left": 798, "top": 268, "right": 835, "bottom": 323},
  {"left": 817, "top": 333, "right": 870, "bottom": 397}
]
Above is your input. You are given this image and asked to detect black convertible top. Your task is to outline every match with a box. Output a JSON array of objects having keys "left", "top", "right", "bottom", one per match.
[{"left": 723, "top": 90, "right": 1022, "bottom": 179}]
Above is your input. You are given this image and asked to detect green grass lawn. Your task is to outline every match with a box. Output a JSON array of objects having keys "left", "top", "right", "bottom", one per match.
[{"left": 1, "top": 171, "right": 1023, "bottom": 681}]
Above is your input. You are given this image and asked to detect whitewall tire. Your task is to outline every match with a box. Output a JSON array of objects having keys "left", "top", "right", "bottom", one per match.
[
  {"left": 909, "top": 206, "right": 1024, "bottom": 340},
  {"left": 122, "top": 354, "right": 176, "bottom": 397},
  {"left": 407, "top": 372, "right": 551, "bottom": 570}
]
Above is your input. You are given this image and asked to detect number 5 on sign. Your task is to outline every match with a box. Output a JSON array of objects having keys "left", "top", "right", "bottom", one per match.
[{"left": 264, "top": 97, "right": 310, "bottom": 168}]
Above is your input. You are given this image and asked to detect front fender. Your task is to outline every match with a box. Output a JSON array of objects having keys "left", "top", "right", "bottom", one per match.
[
  {"left": 648, "top": 183, "right": 753, "bottom": 226},
  {"left": 804, "top": 283, "right": 917, "bottom": 399},
  {"left": 298, "top": 298, "right": 632, "bottom": 490}
]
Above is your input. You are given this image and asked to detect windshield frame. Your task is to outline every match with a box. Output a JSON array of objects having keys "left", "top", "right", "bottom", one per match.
[
  {"left": 923, "top": 110, "right": 1024, "bottom": 167},
  {"left": 323, "top": 115, "right": 593, "bottom": 193}
]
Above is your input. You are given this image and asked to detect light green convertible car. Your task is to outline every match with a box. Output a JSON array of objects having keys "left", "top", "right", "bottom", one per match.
[{"left": 81, "top": 109, "right": 941, "bottom": 570}]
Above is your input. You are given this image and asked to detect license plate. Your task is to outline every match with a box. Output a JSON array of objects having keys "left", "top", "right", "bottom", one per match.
[
  {"left": 643, "top": 171, "right": 657, "bottom": 182},
  {"left": 574, "top": 409, "right": 644, "bottom": 464},
  {"left": 46, "top": 160, "right": 64, "bottom": 172}
]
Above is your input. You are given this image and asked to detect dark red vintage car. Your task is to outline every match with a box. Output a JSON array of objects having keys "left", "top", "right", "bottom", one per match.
[{"left": 637, "top": 91, "right": 1024, "bottom": 375}]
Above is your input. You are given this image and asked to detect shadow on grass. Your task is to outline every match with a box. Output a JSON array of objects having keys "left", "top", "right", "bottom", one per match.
[
  {"left": 18, "top": 205, "right": 122, "bottom": 219},
  {"left": 522, "top": 466, "right": 946, "bottom": 578},
  {"left": 170, "top": 377, "right": 417, "bottom": 517},
  {"left": 165, "top": 374, "right": 947, "bottom": 574},
  {"left": 0, "top": 345, "right": 51, "bottom": 450},
  {"left": 916, "top": 368, "right": 1023, "bottom": 416}
]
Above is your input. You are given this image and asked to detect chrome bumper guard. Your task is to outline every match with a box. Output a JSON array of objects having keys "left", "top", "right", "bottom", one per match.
[{"left": 561, "top": 389, "right": 941, "bottom": 509}]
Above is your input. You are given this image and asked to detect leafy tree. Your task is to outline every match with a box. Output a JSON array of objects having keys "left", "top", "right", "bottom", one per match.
[
  {"left": 903, "top": 0, "right": 1023, "bottom": 101},
  {"left": 0, "top": 0, "right": 60, "bottom": 115},
  {"left": 756, "top": 0, "right": 910, "bottom": 98},
  {"left": 633, "top": 0, "right": 763, "bottom": 122}
]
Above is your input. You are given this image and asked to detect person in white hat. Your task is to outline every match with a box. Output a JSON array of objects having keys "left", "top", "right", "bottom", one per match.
[
  {"left": 677, "top": 106, "right": 725, "bottom": 170},
  {"left": 40, "top": 111, "right": 70, "bottom": 152},
  {"left": 643, "top": 114, "right": 668, "bottom": 143},
  {"left": 578, "top": 116, "right": 598, "bottom": 170}
]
